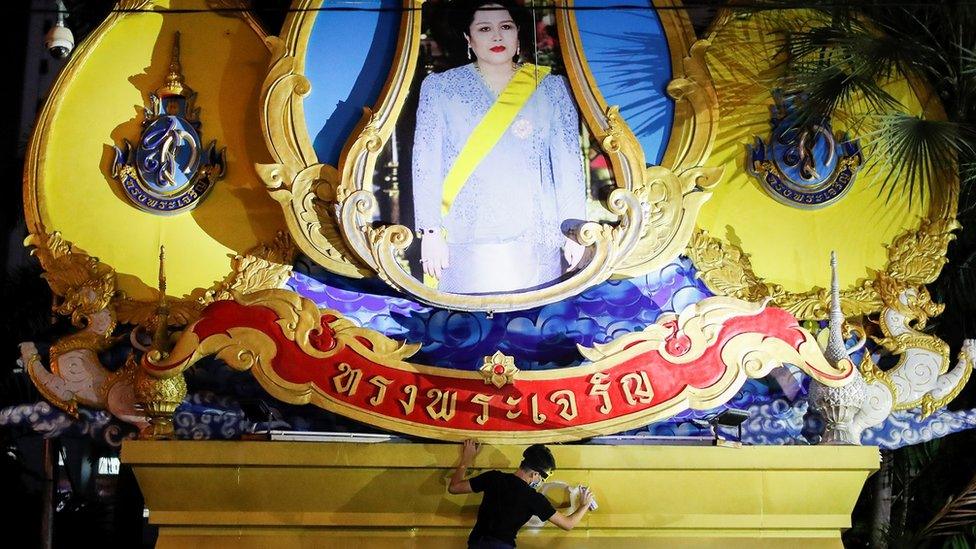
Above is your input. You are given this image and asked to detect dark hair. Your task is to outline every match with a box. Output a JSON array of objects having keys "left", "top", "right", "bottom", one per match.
[
  {"left": 519, "top": 444, "right": 555, "bottom": 475},
  {"left": 454, "top": 0, "right": 527, "bottom": 38}
]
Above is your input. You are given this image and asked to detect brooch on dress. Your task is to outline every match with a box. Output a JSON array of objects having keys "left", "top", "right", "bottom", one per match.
[{"left": 511, "top": 118, "right": 534, "bottom": 140}]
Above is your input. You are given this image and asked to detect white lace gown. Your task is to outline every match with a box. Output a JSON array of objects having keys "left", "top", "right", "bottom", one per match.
[{"left": 412, "top": 63, "right": 586, "bottom": 294}]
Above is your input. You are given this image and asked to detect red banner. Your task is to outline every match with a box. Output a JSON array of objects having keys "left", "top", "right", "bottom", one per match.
[{"left": 146, "top": 290, "right": 853, "bottom": 442}]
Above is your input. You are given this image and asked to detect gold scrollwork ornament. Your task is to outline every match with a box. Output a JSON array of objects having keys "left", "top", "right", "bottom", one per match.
[{"left": 21, "top": 230, "right": 299, "bottom": 436}]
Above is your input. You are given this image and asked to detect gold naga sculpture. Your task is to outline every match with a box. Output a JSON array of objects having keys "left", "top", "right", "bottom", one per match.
[
  {"left": 18, "top": 230, "right": 296, "bottom": 437},
  {"left": 18, "top": 232, "right": 148, "bottom": 430}
]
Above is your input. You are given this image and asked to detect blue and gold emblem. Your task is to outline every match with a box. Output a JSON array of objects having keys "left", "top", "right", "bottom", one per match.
[
  {"left": 748, "top": 91, "right": 862, "bottom": 209},
  {"left": 112, "top": 33, "right": 224, "bottom": 215}
]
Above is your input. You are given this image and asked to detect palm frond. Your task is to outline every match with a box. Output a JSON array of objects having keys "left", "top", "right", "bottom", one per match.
[
  {"left": 858, "top": 114, "right": 972, "bottom": 206},
  {"left": 906, "top": 439, "right": 942, "bottom": 472},
  {"left": 919, "top": 471, "right": 976, "bottom": 539},
  {"left": 730, "top": 0, "right": 861, "bottom": 27},
  {"left": 784, "top": 22, "right": 928, "bottom": 84},
  {"left": 779, "top": 64, "right": 900, "bottom": 134},
  {"left": 946, "top": 534, "right": 975, "bottom": 549},
  {"left": 962, "top": 44, "right": 976, "bottom": 77},
  {"left": 961, "top": 151, "right": 976, "bottom": 192}
]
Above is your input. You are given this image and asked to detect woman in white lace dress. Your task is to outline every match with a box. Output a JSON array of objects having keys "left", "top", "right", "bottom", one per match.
[{"left": 412, "top": 0, "right": 586, "bottom": 294}]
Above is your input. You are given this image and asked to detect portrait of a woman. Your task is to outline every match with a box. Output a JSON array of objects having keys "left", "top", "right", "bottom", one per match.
[{"left": 412, "top": 0, "right": 587, "bottom": 294}]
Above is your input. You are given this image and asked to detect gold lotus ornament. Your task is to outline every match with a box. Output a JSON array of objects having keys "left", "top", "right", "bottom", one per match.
[{"left": 481, "top": 352, "right": 518, "bottom": 389}]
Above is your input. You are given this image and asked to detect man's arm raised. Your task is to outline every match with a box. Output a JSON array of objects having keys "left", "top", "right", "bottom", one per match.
[{"left": 447, "top": 439, "right": 479, "bottom": 494}]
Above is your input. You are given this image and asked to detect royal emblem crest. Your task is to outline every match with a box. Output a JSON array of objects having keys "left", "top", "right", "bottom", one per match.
[
  {"left": 112, "top": 33, "right": 224, "bottom": 215},
  {"left": 748, "top": 91, "right": 862, "bottom": 209}
]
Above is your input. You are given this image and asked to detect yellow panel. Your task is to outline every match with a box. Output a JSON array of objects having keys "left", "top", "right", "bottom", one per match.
[
  {"left": 154, "top": 529, "right": 845, "bottom": 549},
  {"left": 123, "top": 441, "right": 878, "bottom": 547},
  {"left": 31, "top": 0, "right": 285, "bottom": 299},
  {"left": 699, "top": 13, "right": 937, "bottom": 294}
]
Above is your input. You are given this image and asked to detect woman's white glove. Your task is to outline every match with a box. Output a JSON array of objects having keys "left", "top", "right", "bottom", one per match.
[
  {"left": 562, "top": 237, "right": 585, "bottom": 271},
  {"left": 420, "top": 231, "right": 450, "bottom": 279}
]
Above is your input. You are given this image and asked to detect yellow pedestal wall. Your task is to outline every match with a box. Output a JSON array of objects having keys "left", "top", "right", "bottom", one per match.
[{"left": 122, "top": 441, "right": 879, "bottom": 548}]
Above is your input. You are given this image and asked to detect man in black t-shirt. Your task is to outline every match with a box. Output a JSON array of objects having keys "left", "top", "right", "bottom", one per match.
[{"left": 448, "top": 440, "right": 595, "bottom": 548}]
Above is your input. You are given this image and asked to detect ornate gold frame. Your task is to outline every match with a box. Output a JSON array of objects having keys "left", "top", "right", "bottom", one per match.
[{"left": 258, "top": 0, "right": 721, "bottom": 311}]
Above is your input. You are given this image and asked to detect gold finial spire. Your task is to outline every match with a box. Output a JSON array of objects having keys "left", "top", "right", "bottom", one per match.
[
  {"left": 151, "top": 245, "right": 171, "bottom": 352},
  {"left": 157, "top": 32, "right": 189, "bottom": 97},
  {"left": 158, "top": 245, "right": 167, "bottom": 299}
]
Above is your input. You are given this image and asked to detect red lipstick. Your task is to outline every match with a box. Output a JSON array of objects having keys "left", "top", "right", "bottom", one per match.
[{"left": 490, "top": 46, "right": 506, "bottom": 53}]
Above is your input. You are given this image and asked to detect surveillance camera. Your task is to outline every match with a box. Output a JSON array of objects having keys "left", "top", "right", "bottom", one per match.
[{"left": 46, "top": 21, "right": 74, "bottom": 59}]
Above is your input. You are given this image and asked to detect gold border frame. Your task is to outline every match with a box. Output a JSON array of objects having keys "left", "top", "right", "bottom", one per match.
[{"left": 258, "top": 0, "right": 721, "bottom": 311}]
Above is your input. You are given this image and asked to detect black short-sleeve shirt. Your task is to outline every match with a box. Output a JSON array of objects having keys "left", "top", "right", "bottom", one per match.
[{"left": 467, "top": 470, "right": 557, "bottom": 546}]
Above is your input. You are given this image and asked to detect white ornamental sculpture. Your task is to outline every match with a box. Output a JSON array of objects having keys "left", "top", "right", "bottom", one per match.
[{"left": 807, "top": 251, "right": 868, "bottom": 445}]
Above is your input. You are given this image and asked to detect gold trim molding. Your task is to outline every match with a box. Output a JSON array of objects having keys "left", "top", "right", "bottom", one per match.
[
  {"left": 26, "top": 231, "right": 295, "bottom": 330},
  {"left": 687, "top": 216, "right": 960, "bottom": 320}
]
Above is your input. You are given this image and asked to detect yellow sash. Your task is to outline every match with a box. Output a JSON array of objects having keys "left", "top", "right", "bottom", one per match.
[{"left": 440, "top": 63, "right": 551, "bottom": 216}]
